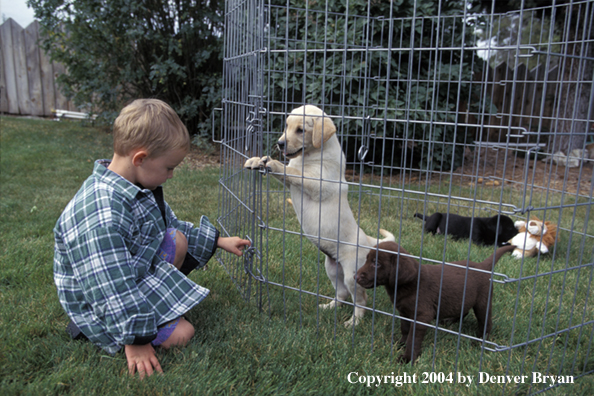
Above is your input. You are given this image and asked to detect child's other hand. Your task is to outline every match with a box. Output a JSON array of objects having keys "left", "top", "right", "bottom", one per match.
[
  {"left": 125, "top": 344, "right": 163, "bottom": 379},
  {"left": 218, "top": 236, "right": 251, "bottom": 256}
]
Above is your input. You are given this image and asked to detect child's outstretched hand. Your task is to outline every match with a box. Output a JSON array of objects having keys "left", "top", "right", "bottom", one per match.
[
  {"left": 218, "top": 237, "right": 251, "bottom": 256},
  {"left": 125, "top": 344, "right": 163, "bottom": 379}
]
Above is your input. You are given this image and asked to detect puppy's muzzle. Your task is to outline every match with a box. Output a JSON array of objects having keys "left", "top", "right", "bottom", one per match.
[
  {"left": 277, "top": 139, "right": 302, "bottom": 158},
  {"left": 354, "top": 270, "right": 372, "bottom": 288}
]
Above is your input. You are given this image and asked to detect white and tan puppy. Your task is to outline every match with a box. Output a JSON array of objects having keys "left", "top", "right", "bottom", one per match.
[{"left": 244, "top": 105, "right": 395, "bottom": 327}]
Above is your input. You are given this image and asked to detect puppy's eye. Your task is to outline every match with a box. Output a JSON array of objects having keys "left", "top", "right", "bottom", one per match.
[
  {"left": 372, "top": 262, "right": 381, "bottom": 269},
  {"left": 296, "top": 128, "right": 303, "bottom": 134}
]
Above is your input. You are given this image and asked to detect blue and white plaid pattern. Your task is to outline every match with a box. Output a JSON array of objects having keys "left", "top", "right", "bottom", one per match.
[{"left": 54, "top": 160, "right": 218, "bottom": 354}]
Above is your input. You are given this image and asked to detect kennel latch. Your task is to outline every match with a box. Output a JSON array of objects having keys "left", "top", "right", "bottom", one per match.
[{"left": 242, "top": 236, "right": 267, "bottom": 282}]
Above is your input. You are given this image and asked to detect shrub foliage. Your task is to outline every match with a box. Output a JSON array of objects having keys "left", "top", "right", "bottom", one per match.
[
  {"left": 266, "top": 0, "right": 488, "bottom": 170},
  {"left": 29, "top": 0, "right": 224, "bottom": 136},
  {"left": 29, "top": 0, "right": 489, "bottom": 169}
]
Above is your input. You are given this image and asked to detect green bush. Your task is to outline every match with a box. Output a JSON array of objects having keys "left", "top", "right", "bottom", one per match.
[
  {"left": 29, "top": 0, "right": 224, "bottom": 137},
  {"left": 265, "top": 0, "right": 491, "bottom": 171}
]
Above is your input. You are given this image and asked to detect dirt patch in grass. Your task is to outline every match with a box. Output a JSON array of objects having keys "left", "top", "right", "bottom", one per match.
[
  {"left": 198, "top": 141, "right": 592, "bottom": 197},
  {"left": 345, "top": 147, "right": 593, "bottom": 197},
  {"left": 449, "top": 147, "right": 593, "bottom": 197},
  {"left": 182, "top": 144, "right": 220, "bottom": 169}
]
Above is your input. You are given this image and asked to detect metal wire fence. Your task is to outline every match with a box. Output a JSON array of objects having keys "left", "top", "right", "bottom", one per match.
[{"left": 215, "top": 0, "right": 593, "bottom": 393}]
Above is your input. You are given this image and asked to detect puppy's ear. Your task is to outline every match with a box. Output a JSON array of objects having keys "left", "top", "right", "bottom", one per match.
[
  {"left": 392, "top": 253, "right": 418, "bottom": 285},
  {"left": 312, "top": 114, "right": 336, "bottom": 148}
]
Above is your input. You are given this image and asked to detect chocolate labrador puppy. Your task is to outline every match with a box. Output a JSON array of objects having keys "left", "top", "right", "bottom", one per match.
[{"left": 355, "top": 241, "right": 515, "bottom": 363}]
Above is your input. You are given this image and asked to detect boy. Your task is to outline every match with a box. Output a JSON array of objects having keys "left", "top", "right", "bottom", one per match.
[{"left": 54, "top": 99, "right": 250, "bottom": 378}]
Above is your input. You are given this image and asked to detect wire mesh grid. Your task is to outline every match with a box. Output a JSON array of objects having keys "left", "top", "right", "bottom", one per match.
[{"left": 216, "top": 0, "right": 593, "bottom": 393}]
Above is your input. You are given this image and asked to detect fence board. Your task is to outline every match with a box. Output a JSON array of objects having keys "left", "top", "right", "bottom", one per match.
[
  {"left": 25, "top": 21, "right": 44, "bottom": 116},
  {"left": 511, "top": 62, "right": 528, "bottom": 127},
  {"left": 0, "top": 32, "right": 7, "bottom": 113},
  {"left": 39, "top": 43, "right": 55, "bottom": 116},
  {"left": 12, "top": 20, "right": 31, "bottom": 115},
  {"left": 522, "top": 64, "right": 539, "bottom": 131},
  {"left": 1, "top": 19, "right": 19, "bottom": 114},
  {"left": 52, "top": 62, "right": 70, "bottom": 111}
]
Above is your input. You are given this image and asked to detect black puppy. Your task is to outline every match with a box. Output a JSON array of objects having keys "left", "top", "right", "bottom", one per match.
[{"left": 414, "top": 212, "right": 517, "bottom": 246}]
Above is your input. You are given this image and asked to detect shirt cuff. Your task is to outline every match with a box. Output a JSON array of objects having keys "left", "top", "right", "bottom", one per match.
[{"left": 131, "top": 334, "right": 158, "bottom": 345}]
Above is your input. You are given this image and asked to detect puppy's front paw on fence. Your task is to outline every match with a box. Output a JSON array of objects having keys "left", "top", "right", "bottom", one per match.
[{"left": 244, "top": 156, "right": 268, "bottom": 169}]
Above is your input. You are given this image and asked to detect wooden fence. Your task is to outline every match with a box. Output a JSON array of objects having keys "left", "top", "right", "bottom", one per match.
[
  {"left": 0, "top": 18, "right": 74, "bottom": 117},
  {"left": 482, "top": 60, "right": 563, "bottom": 142}
]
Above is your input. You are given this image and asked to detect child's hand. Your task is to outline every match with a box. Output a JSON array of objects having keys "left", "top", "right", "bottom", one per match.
[
  {"left": 218, "top": 236, "right": 251, "bottom": 256},
  {"left": 125, "top": 344, "right": 163, "bottom": 379}
]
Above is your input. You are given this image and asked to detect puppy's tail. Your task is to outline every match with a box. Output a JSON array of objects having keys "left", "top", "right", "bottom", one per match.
[
  {"left": 414, "top": 213, "right": 426, "bottom": 221},
  {"left": 478, "top": 244, "right": 516, "bottom": 270},
  {"left": 378, "top": 229, "right": 396, "bottom": 243}
]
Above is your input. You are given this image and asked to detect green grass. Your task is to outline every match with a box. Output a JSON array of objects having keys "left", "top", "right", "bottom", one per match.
[{"left": 1, "top": 116, "right": 593, "bottom": 395}]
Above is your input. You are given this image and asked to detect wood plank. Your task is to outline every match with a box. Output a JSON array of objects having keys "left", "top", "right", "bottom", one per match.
[
  {"left": 0, "top": 18, "right": 19, "bottom": 114},
  {"left": 543, "top": 65, "right": 560, "bottom": 133},
  {"left": 511, "top": 63, "right": 528, "bottom": 127},
  {"left": 52, "top": 61, "right": 70, "bottom": 110},
  {"left": 38, "top": 36, "right": 55, "bottom": 116},
  {"left": 25, "top": 21, "right": 44, "bottom": 116},
  {"left": 488, "top": 61, "right": 513, "bottom": 141},
  {"left": 12, "top": 20, "right": 31, "bottom": 114},
  {"left": 0, "top": 30, "right": 7, "bottom": 113}
]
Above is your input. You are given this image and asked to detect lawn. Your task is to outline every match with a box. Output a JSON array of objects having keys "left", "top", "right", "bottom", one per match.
[{"left": 1, "top": 115, "right": 593, "bottom": 395}]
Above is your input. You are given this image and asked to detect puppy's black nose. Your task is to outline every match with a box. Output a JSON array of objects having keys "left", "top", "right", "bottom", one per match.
[{"left": 277, "top": 140, "right": 285, "bottom": 151}]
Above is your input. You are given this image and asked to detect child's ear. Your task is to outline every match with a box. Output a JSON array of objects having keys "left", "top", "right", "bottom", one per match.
[{"left": 132, "top": 150, "right": 149, "bottom": 166}]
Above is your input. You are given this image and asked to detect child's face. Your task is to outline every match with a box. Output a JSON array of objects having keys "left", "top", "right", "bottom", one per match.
[{"left": 135, "top": 148, "right": 187, "bottom": 190}]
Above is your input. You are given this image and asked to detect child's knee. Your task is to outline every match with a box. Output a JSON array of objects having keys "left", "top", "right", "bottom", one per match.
[
  {"left": 160, "top": 318, "right": 194, "bottom": 349},
  {"left": 180, "top": 319, "right": 195, "bottom": 341},
  {"left": 172, "top": 231, "right": 188, "bottom": 270}
]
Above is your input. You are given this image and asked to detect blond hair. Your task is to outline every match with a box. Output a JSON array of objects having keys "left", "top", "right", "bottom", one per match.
[{"left": 112, "top": 99, "right": 190, "bottom": 158}]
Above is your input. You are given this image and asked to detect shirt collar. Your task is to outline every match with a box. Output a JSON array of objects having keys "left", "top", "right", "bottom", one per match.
[{"left": 93, "top": 159, "right": 147, "bottom": 200}]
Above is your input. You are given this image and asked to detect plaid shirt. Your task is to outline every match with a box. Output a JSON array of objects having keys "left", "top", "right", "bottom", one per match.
[{"left": 54, "top": 160, "right": 218, "bottom": 354}]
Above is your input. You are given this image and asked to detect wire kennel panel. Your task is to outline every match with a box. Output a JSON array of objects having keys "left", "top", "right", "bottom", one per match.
[{"left": 217, "top": 0, "right": 594, "bottom": 393}]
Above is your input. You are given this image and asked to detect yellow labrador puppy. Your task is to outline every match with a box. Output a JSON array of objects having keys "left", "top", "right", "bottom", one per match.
[{"left": 244, "top": 105, "right": 395, "bottom": 327}]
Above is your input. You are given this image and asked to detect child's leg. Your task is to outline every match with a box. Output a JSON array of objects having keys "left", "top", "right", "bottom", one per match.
[
  {"left": 157, "top": 228, "right": 188, "bottom": 270},
  {"left": 172, "top": 231, "right": 187, "bottom": 270},
  {"left": 152, "top": 231, "right": 193, "bottom": 348},
  {"left": 161, "top": 318, "right": 194, "bottom": 348},
  {"left": 151, "top": 317, "right": 195, "bottom": 349}
]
